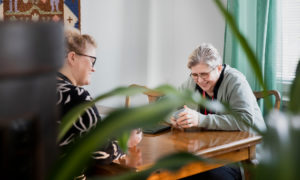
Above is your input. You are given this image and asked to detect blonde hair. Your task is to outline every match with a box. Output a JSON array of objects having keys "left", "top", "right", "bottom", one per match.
[
  {"left": 187, "top": 43, "right": 221, "bottom": 69},
  {"left": 64, "top": 26, "right": 97, "bottom": 55}
]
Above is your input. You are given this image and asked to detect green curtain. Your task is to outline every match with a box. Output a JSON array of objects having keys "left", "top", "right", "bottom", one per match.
[{"left": 223, "top": 0, "right": 280, "bottom": 113}]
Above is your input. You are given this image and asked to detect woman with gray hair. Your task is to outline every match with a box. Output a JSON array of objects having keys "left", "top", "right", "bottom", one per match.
[
  {"left": 171, "top": 43, "right": 266, "bottom": 132},
  {"left": 171, "top": 43, "right": 266, "bottom": 179}
]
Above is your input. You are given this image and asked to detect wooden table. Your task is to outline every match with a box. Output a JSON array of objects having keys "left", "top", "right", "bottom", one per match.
[{"left": 123, "top": 129, "right": 262, "bottom": 179}]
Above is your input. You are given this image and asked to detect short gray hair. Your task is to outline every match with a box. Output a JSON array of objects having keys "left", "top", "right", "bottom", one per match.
[{"left": 187, "top": 43, "right": 222, "bottom": 69}]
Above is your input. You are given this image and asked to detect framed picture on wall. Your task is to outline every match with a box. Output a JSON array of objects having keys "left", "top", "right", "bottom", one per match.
[{"left": 0, "top": 0, "right": 81, "bottom": 30}]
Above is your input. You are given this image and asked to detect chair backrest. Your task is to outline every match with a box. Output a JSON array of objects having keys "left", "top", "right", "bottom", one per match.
[
  {"left": 253, "top": 90, "right": 281, "bottom": 110},
  {"left": 125, "top": 84, "right": 163, "bottom": 107}
]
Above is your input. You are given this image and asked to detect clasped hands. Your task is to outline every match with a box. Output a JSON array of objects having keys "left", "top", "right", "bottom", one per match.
[{"left": 170, "top": 105, "right": 199, "bottom": 129}]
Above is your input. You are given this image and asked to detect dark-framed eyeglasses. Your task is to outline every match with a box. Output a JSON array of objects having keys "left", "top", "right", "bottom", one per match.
[
  {"left": 76, "top": 52, "right": 97, "bottom": 67},
  {"left": 190, "top": 67, "right": 216, "bottom": 79}
]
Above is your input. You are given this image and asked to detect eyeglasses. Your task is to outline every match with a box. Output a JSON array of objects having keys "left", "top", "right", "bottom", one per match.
[
  {"left": 76, "top": 52, "right": 97, "bottom": 67},
  {"left": 190, "top": 67, "right": 216, "bottom": 79}
]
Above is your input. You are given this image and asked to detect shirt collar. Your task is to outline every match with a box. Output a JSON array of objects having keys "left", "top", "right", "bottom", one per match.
[
  {"left": 57, "top": 72, "right": 72, "bottom": 84},
  {"left": 213, "top": 64, "right": 226, "bottom": 99},
  {"left": 195, "top": 64, "right": 226, "bottom": 99}
]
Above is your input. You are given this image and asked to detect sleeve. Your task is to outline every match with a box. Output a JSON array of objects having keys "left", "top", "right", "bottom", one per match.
[
  {"left": 92, "top": 140, "right": 124, "bottom": 165},
  {"left": 197, "top": 75, "right": 260, "bottom": 131},
  {"left": 58, "top": 85, "right": 124, "bottom": 164},
  {"left": 178, "top": 77, "right": 195, "bottom": 92}
]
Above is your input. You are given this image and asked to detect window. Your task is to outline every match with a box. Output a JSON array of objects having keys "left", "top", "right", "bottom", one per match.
[
  {"left": 277, "top": 0, "right": 300, "bottom": 83},
  {"left": 276, "top": 0, "right": 300, "bottom": 105}
]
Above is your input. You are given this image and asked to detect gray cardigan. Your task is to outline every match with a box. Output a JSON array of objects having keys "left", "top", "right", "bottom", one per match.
[{"left": 179, "top": 65, "right": 266, "bottom": 132}]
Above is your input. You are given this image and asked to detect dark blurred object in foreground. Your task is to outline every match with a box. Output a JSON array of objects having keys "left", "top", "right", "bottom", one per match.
[{"left": 0, "top": 22, "right": 64, "bottom": 180}]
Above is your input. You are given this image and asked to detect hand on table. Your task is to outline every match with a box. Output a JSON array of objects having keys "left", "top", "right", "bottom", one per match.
[
  {"left": 114, "top": 147, "right": 142, "bottom": 168},
  {"left": 170, "top": 105, "right": 199, "bottom": 129},
  {"left": 127, "top": 129, "right": 143, "bottom": 148}
]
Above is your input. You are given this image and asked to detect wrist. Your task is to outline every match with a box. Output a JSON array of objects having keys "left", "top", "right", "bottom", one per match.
[{"left": 198, "top": 113, "right": 206, "bottom": 127}]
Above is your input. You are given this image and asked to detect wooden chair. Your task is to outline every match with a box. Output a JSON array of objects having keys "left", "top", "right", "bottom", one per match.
[
  {"left": 125, "top": 84, "right": 163, "bottom": 107},
  {"left": 253, "top": 90, "right": 281, "bottom": 110},
  {"left": 243, "top": 90, "right": 281, "bottom": 180}
]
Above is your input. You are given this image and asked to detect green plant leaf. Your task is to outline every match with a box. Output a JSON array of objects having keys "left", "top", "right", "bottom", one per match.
[
  {"left": 58, "top": 85, "right": 150, "bottom": 142},
  {"left": 50, "top": 95, "right": 183, "bottom": 180},
  {"left": 117, "top": 131, "right": 130, "bottom": 152},
  {"left": 251, "top": 112, "right": 300, "bottom": 180},
  {"left": 289, "top": 60, "right": 300, "bottom": 113},
  {"left": 214, "top": 0, "right": 271, "bottom": 110}
]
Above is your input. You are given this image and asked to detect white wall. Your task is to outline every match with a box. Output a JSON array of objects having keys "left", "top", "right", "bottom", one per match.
[{"left": 81, "top": 0, "right": 226, "bottom": 107}]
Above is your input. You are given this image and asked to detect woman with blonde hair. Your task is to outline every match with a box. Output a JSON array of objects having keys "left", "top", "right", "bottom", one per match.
[{"left": 56, "top": 27, "right": 141, "bottom": 178}]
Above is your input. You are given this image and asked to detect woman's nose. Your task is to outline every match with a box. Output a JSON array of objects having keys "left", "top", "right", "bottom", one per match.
[{"left": 196, "top": 76, "right": 204, "bottom": 83}]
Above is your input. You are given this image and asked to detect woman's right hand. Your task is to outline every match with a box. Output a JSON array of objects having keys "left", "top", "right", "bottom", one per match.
[{"left": 127, "top": 129, "right": 143, "bottom": 148}]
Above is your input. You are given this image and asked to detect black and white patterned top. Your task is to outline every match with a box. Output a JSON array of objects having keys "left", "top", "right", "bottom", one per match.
[{"left": 56, "top": 72, "right": 124, "bottom": 165}]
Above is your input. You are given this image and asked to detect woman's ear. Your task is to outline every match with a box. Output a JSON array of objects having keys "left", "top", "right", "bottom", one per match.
[
  {"left": 217, "top": 64, "right": 223, "bottom": 72},
  {"left": 67, "top": 51, "right": 76, "bottom": 66}
]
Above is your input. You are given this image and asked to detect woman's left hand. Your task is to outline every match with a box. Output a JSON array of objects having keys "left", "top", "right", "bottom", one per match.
[{"left": 176, "top": 105, "right": 199, "bottom": 128}]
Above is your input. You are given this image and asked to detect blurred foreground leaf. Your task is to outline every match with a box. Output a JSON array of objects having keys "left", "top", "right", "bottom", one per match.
[
  {"left": 251, "top": 111, "right": 300, "bottom": 180},
  {"left": 117, "top": 131, "right": 130, "bottom": 152},
  {"left": 51, "top": 89, "right": 184, "bottom": 180},
  {"left": 58, "top": 85, "right": 151, "bottom": 142},
  {"left": 289, "top": 60, "right": 300, "bottom": 113}
]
